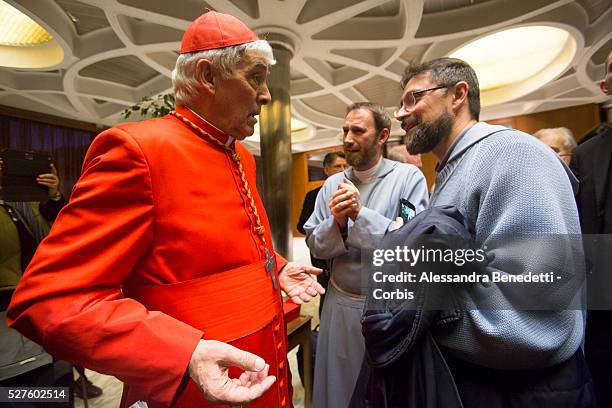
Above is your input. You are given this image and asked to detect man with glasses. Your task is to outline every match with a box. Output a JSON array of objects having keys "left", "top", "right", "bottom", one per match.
[
  {"left": 393, "top": 58, "right": 594, "bottom": 406},
  {"left": 304, "top": 102, "right": 428, "bottom": 408}
]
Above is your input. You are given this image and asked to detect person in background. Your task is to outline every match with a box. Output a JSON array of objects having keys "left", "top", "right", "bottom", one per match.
[
  {"left": 394, "top": 57, "right": 593, "bottom": 406},
  {"left": 387, "top": 143, "right": 423, "bottom": 168},
  {"left": 7, "top": 10, "right": 323, "bottom": 408},
  {"left": 533, "top": 127, "right": 577, "bottom": 166},
  {"left": 570, "top": 49, "right": 612, "bottom": 407},
  {"left": 1, "top": 159, "right": 102, "bottom": 403},
  {"left": 305, "top": 102, "right": 429, "bottom": 408}
]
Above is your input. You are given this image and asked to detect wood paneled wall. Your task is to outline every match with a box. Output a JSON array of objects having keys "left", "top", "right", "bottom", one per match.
[{"left": 487, "top": 103, "right": 601, "bottom": 142}]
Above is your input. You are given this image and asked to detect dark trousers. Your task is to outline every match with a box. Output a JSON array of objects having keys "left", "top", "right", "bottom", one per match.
[
  {"left": 585, "top": 311, "right": 612, "bottom": 407},
  {"left": 445, "top": 349, "right": 597, "bottom": 408}
]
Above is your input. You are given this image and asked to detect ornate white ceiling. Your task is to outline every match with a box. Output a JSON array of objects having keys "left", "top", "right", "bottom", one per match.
[{"left": 1, "top": 0, "right": 610, "bottom": 154}]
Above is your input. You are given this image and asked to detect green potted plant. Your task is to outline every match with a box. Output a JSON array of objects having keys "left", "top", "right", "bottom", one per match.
[{"left": 121, "top": 93, "right": 175, "bottom": 120}]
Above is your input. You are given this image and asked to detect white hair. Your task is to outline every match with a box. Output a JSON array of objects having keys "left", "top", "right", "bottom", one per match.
[
  {"left": 172, "top": 40, "right": 275, "bottom": 106},
  {"left": 533, "top": 127, "right": 577, "bottom": 152}
]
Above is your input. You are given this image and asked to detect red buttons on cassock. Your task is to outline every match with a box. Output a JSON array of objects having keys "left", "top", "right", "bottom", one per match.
[
  {"left": 279, "top": 361, "right": 284, "bottom": 370},
  {"left": 277, "top": 342, "right": 282, "bottom": 351},
  {"left": 274, "top": 324, "right": 280, "bottom": 332},
  {"left": 281, "top": 397, "right": 286, "bottom": 407}
]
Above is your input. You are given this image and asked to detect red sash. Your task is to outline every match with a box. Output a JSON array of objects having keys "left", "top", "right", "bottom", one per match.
[{"left": 122, "top": 260, "right": 281, "bottom": 342}]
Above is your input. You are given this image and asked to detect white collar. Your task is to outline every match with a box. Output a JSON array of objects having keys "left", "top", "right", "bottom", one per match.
[{"left": 353, "top": 156, "right": 382, "bottom": 183}]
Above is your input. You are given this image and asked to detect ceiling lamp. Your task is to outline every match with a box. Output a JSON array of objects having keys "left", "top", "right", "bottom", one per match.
[
  {"left": 0, "top": 1, "right": 52, "bottom": 46},
  {"left": 0, "top": 1, "right": 63, "bottom": 68},
  {"left": 449, "top": 26, "right": 576, "bottom": 106}
]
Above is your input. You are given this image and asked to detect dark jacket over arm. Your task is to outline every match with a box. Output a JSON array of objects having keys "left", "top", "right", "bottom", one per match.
[{"left": 350, "top": 206, "right": 472, "bottom": 408}]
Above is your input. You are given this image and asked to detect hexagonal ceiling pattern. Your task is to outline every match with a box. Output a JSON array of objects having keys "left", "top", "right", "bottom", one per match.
[{"left": 0, "top": 0, "right": 610, "bottom": 155}]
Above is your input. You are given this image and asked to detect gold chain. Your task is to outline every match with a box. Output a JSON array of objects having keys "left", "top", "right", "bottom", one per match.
[{"left": 170, "top": 110, "right": 268, "bottom": 248}]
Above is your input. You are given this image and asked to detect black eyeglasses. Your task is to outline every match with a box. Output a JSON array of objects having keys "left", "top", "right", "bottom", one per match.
[{"left": 394, "top": 85, "right": 449, "bottom": 117}]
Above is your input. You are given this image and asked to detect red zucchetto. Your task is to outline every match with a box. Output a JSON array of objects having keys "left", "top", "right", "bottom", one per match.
[{"left": 180, "top": 9, "right": 260, "bottom": 54}]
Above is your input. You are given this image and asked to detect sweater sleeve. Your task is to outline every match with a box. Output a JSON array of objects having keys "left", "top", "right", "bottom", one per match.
[
  {"left": 7, "top": 128, "right": 203, "bottom": 406},
  {"left": 458, "top": 136, "right": 584, "bottom": 368}
]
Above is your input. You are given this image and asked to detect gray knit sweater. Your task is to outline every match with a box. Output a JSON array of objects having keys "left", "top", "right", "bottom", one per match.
[{"left": 430, "top": 122, "right": 584, "bottom": 369}]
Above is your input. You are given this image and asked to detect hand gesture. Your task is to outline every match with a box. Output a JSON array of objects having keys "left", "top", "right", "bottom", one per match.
[
  {"left": 188, "top": 340, "right": 276, "bottom": 405},
  {"left": 329, "top": 178, "right": 362, "bottom": 228},
  {"left": 37, "top": 163, "right": 60, "bottom": 198},
  {"left": 279, "top": 262, "right": 325, "bottom": 304}
]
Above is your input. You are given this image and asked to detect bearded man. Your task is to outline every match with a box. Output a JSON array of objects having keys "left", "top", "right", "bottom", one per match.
[
  {"left": 394, "top": 57, "right": 594, "bottom": 407},
  {"left": 7, "top": 10, "right": 324, "bottom": 408},
  {"left": 304, "top": 102, "right": 429, "bottom": 408}
]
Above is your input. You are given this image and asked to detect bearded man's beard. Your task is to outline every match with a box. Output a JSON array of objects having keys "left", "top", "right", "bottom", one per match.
[
  {"left": 404, "top": 110, "right": 453, "bottom": 155},
  {"left": 345, "top": 138, "right": 381, "bottom": 170}
]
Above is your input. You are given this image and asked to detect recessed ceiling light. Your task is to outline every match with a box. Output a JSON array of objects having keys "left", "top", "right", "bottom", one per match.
[
  {"left": 0, "top": 1, "right": 52, "bottom": 46},
  {"left": 449, "top": 26, "right": 576, "bottom": 105},
  {"left": 0, "top": 1, "right": 64, "bottom": 68}
]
